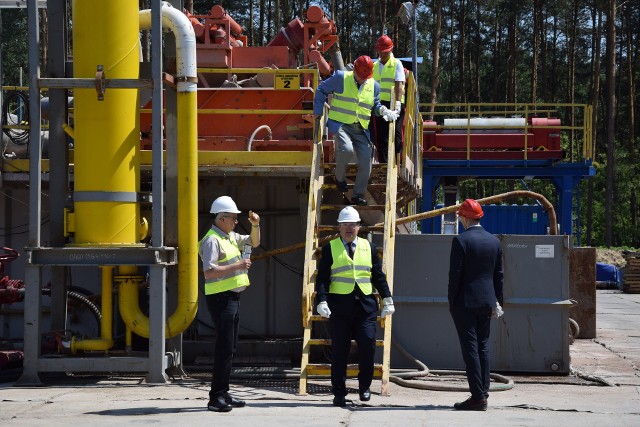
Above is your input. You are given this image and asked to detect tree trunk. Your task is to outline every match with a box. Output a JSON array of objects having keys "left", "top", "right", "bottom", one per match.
[
  {"left": 586, "top": 3, "right": 602, "bottom": 247},
  {"left": 457, "top": 0, "right": 467, "bottom": 103},
  {"left": 532, "top": 0, "right": 543, "bottom": 102},
  {"left": 429, "top": 0, "right": 443, "bottom": 118},
  {"left": 259, "top": 0, "right": 265, "bottom": 46},
  {"left": 623, "top": 2, "right": 637, "bottom": 243},
  {"left": 604, "top": 0, "right": 616, "bottom": 247},
  {"left": 507, "top": 10, "right": 517, "bottom": 103},
  {"left": 567, "top": 0, "right": 578, "bottom": 162}
]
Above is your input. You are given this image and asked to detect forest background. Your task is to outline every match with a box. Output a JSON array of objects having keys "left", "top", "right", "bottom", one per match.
[{"left": 1, "top": 0, "right": 638, "bottom": 249}]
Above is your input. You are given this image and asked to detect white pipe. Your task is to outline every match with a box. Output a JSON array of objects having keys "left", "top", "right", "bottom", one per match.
[
  {"left": 247, "top": 125, "right": 272, "bottom": 151},
  {"left": 444, "top": 118, "right": 526, "bottom": 127},
  {"left": 139, "top": 1, "right": 197, "bottom": 91}
]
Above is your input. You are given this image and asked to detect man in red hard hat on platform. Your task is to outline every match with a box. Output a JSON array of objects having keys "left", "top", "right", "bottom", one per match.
[
  {"left": 370, "top": 35, "right": 406, "bottom": 163},
  {"left": 314, "top": 55, "right": 399, "bottom": 206},
  {"left": 448, "top": 199, "right": 504, "bottom": 411}
]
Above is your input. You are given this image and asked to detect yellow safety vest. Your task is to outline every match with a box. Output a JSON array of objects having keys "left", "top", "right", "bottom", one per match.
[
  {"left": 328, "top": 237, "right": 373, "bottom": 295},
  {"left": 328, "top": 71, "right": 375, "bottom": 129},
  {"left": 373, "top": 52, "right": 405, "bottom": 104},
  {"left": 198, "top": 228, "right": 250, "bottom": 295}
]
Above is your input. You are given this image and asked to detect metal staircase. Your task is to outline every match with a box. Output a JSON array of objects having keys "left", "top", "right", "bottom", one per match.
[{"left": 298, "top": 109, "right": 415, "bottom": 396}]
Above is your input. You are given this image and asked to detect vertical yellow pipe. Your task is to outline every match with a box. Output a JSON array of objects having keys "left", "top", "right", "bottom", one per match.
[
  {"left": 72, "top": 0, "right": 140, "bottom": 246},
  {"left": 72, "top": 266, "right": 114, "bottom": 352}
]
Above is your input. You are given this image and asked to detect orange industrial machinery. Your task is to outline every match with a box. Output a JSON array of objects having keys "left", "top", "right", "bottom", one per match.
[{"left": 140, "top": 5, "right": 339, "bottom": 154}]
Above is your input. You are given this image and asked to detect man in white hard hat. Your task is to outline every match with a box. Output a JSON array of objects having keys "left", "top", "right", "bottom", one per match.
[
  {"left": 315, "top": 206, "right": 395, "bottom": 406},
  {"left": 198, "top": 195, "right": 261, "bottom": 412}
]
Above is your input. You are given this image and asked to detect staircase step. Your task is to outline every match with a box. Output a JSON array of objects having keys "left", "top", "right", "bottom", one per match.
[
  {"left": 308, "top": 338, "right": 384, "bottom": 347},
  {"left": 318, "top": 225, "right": 384, "bottom": 232},
  {"left": 320, "top": 204, "right": 385, "bottom": 211},
  {"left": 305, "top": 363, "right": 383, "bottom": 377}
]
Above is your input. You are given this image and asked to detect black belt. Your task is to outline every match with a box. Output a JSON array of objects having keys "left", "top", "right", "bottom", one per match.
[{"left": 217, "top": 290, "right": 241, "bottom": 300}]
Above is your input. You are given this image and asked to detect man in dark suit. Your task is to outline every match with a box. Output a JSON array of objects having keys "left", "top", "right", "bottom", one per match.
[
  {"left": 315, "top": 206, "right": 395, "bottom": 407},
  {"left": 448, "top": 199, "right": 504, "bottom": 411}
]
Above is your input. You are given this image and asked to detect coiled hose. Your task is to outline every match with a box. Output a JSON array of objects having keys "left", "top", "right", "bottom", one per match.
[{"left": 228, "top": 335, "right": 514, "bottom": 393}]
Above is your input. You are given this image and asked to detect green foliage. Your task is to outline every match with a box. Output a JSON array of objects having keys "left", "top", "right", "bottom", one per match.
[{"left": 0, "top": 9, "right": 28, "bottom": 86}]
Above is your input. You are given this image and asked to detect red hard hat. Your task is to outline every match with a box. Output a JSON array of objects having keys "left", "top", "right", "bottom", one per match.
[
  {"left": 377, "top": 35, "right": 394, "bottom": 53},
  {"left": 458, "top": 199, "right": 484, "bottom": 219},
  {"left": 353, "top": 55, "right": 374, "bottom": 80}
]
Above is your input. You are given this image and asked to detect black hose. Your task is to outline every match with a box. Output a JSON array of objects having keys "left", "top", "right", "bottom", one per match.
[
  {"left": 40, "top": 288, "right": 102, "bottom": 329},
  {"left": 1, "top": 91, "right": 30, "bottom": 146}
]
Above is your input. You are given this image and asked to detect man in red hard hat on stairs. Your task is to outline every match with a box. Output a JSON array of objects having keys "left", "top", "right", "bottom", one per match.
[
  {"left": 370, "top": 35, "right": 406, "bottom": 163},
  {"left": 314, "top": 55, "right": 399, "bottom": 206}
]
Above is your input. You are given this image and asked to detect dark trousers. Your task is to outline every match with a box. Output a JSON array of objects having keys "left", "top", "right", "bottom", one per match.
[
  {"left": 206, "top": 291, "right": 241, "bottom": 399},
  {"left": 370, "top": 100, "right": 405, "bottom": 163},
  {"left": 450, "top": 305, "right": 492, "bottom": 400},
  {"left": 329, "top": 301, "right": 377, "bottom": 397}
]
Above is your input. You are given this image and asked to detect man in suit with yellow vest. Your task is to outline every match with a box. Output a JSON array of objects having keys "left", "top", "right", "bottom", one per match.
[
  {"left": 371, "top": 35, "right": 406, "bottom": 163},
  {"left": 198, "top": 195, "right": 261, "bottom": 412},
  {"left": 314, "top": 55, "right": 398, "bottom": 206},
  {"left": 315, "top": 206, "right": 395, "bottom": 406}
]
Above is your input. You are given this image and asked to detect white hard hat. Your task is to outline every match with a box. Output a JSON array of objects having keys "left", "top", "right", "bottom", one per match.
[
  {"left": 210, "top": 196, "right": 241, "bottom": 214},
  {"left": 337, "top": 206, "right": 361, "bottom": 223}
]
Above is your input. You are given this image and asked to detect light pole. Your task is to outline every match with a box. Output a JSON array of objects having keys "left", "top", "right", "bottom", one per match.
[{"left": 398, "top": 1, "right": 420, "bottom": 233}]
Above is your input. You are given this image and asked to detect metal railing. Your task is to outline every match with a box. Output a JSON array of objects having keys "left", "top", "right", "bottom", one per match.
[{"left": 419, "top": 102, "right": 593, "bottom": 162}]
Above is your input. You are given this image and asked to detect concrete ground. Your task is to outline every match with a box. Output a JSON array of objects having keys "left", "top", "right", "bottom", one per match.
[{"left": 1, "top": 290, "right": 639, "bottom": 426}]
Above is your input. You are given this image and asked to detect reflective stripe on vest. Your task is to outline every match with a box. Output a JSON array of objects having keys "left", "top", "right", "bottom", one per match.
[
  {"left": 373, "top": 53, "right": 405, "bottom": 104},
  {"left": 328, "top": 71, "right": 375, "bottom": 129},
  {"left": 328, "top": 237, "right": 373, "bottom": 295},
  {"left": 197, "top": 228, "right": 250, "bottom": 295}
]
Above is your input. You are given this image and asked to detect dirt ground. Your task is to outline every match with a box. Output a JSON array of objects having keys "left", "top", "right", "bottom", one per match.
[{"left": 595, "top": 247, "right": 628, "bottom": 268}]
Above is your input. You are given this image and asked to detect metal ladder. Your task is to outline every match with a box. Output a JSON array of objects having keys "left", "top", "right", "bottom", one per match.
[{"left": 298, "top": 114, "right": 398, "bottom": 396}]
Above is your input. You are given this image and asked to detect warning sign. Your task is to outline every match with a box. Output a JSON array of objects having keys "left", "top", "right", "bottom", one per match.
[{"left": 275, "top": 72, "right": 300, "bottom": 90}]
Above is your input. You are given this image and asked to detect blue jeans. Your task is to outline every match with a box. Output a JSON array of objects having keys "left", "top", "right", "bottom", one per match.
[{"left": 206, "top": 291, "right": 241, "bottom": 399}]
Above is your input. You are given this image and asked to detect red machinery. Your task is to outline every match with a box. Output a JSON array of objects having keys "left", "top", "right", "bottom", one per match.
[
  {"left": 422, "top": 117, "right": 562, "bottom": 160},
  {"left": 140, "top": 5, "right": 339, "bottom": 154},
  {"left": 0, "top": 247, "right": 23, "bottom": 305}
]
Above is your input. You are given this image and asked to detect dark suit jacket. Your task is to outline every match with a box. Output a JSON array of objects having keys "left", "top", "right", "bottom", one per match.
[
  {"left": 316, "top": 239, "right": 391, "bottom": 315},
  {"left": 448, "top": 225, "right": 504, "bottom": 309}
]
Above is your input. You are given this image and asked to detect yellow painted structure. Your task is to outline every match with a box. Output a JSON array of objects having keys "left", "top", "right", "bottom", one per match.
[{"left": 72, "top": 0, "right": 140, "bottom": 246}]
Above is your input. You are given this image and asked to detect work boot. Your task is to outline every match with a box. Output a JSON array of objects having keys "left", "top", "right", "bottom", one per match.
[{"left": 454, "top": 396, "right": 487, "bottom": 411}]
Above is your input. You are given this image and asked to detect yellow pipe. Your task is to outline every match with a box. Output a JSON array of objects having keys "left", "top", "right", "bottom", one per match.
[
  {"left": 62, "top": 123, "right": 75, "bottom": 139},
  {"left": 117, "top": 5, "right": 198, "bottom": 339},
  {"left": 117, "top": 89, "right": 199, "bottom": 339},
  {"left": 72, "top": 266, "right": 114, "bottom": 352},
  {"left": 72, "top": 0, "right": 140, "bottom": 246}
]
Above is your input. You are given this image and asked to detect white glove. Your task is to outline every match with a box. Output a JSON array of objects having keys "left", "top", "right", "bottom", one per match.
[
  {"left": 379, "top": 106, "right": 398, "bottom": 122},
  {"left": 316, "top": 301, "right": 331, "bottom": 318},
  {"left": 394, "top": 101, "right": 401, "bottom": 114},
  {"left": 492, "top": 302, "right": 504, "bottom": 318},
  {"left": 380, "top": 297, "right": 395, "bottom": 318}
]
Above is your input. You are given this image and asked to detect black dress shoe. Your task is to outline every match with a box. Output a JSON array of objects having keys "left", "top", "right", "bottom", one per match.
[
  {"left": 208, "top": 395, "right": 232, "bottom": 412},
  {"left": 454, "top": 396, "right": 487, "bottom": 411},
  {"left": 336, "top": 180, "right": 348, "bottom": 193},
  {"left": 332, "top": 396, "right": 346, "bottom": 407},
  {"left": 350, "top": 195, "right": 367, "bottom": 206},
  {"left": 359, "top": 389, "right": 371, "bottom": 401},
  {"left": 224, "top": 393, "right": 246, "bottom": 408}
]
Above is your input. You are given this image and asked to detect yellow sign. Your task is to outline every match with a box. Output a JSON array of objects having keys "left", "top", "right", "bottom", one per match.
[{"left": 275, "top": 72, "right": 300, "bottom": 90}]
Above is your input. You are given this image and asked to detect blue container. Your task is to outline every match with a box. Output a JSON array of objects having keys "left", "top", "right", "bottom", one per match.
[{"left": 430, "top": 204, "right": 549, "bottom": 235}]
